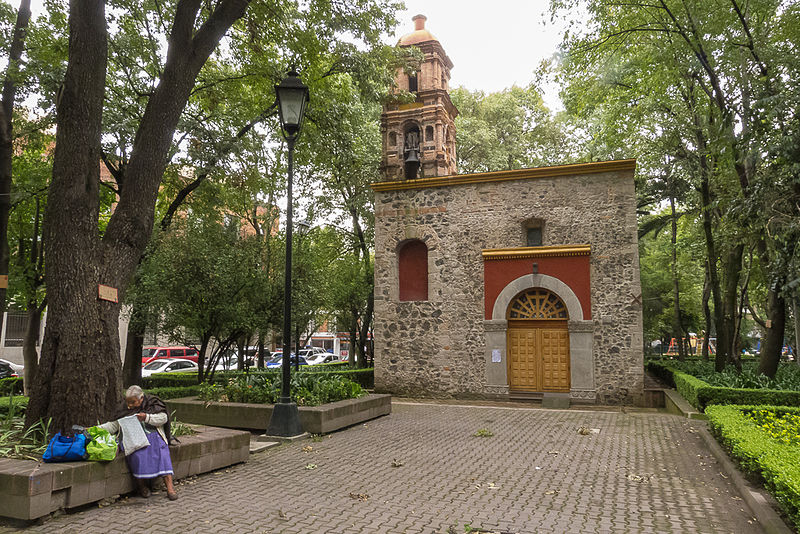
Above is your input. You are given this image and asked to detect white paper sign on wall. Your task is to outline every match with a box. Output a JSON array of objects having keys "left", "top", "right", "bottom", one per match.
[{"left": 491, "top": 349, "right": 501, "bottom": 363}]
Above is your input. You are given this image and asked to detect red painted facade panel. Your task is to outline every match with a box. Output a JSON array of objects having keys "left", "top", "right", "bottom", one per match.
[
  {"left": 399, "top": 240, "right": 429, "bottom": 301},
  {"left": 483, "top": 255, "right": 591, "bottom": 320}
]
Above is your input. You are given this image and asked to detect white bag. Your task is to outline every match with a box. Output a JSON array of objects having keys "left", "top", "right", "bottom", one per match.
[{"left": 117, "top": 415, "right": 150, "bottom": 456}]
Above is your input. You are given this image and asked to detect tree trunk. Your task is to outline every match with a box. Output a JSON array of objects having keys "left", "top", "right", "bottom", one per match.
[
  {"left": 794, "top": 298, "right": 800, "bottom": 367},
  {"left": 25, "top": 0, "right": 114, "bottom": 432},
  {"left": 122, "top": 306, "right": 145, "bottom": 387},
  {"left": 21, "top": 301, "right": 44, "bottom": 396},
  {"left": 669, "top": 196, "right": 685, "bottom": 360},
  {"left": 197, "top": 334, "right": 211, "bottom": 383},
  {"left": 237, "top": 336, "right": 245, "bottom": 371},
  {"left": 715, "top": 244, "right": 744, "bottom": 371},
  {"left": 701, "top": 261, "right": 711, "bottom": 361},
  {"left": 257, "top": 336, "right": 265, "bottom": 368},
  {"left": 759, "top": 285, "right": 786, "bottom": 378},
  {"left": 0, "top": 0, "right": 32, "bottom": 346}
]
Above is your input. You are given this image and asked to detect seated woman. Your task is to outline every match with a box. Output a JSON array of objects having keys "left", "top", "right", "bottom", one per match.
[{"left": 100, "top": 385, "right": 178, "bottom": 500}]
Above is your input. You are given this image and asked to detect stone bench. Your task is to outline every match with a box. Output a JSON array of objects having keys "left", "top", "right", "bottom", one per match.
[
  {"left": 0, "top": 425, "right": 249, "bottom": 521},
  {"left": 167, "top": 394, "right": 392, "bottom": 434}
]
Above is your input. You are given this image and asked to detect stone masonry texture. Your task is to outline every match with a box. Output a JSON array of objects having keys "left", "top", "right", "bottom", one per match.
[
  {"left": 0, "top": 403, "right": 762, "bottom": 533},
  {"left": 373, "top": 168, "right": 644, "bottom": 404}
]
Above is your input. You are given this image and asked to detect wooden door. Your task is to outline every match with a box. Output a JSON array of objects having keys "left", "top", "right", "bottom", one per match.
[{"left": 506, "top": 288, "right": 570, "bottom": 393}]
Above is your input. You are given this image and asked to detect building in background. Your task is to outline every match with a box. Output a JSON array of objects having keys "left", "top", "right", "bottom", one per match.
[{"left": 372, "top": 16, "right": 644, "bottom": 405}]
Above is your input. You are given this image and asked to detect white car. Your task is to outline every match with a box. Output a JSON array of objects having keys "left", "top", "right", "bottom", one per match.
[
  {"left": 304, "top": 352, "right": 341, "bottom": 365},
  {"left": 141, "top": 358, "right": 198, "bottom": 378},
  {"left": 0, "top": 358, "right": 23, "bottom": 376}
]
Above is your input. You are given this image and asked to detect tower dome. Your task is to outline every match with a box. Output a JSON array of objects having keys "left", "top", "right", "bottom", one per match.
[{"left": 397, "top": 15, "right": 438, "bottom": 46}]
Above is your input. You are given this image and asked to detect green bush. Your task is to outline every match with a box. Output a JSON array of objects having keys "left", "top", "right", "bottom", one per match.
[
  {"left": 645, "top": 361, "right": 676, "bottom": 387},
  {"left": 144, "top": 385, "right": 202, "bottom": 399},
  {"left": 647, "top": 359, "right": 800, "bottom": 391},
  {"left": 141, "top": 372, "right": 199, "bottom": 389},
  {"left": 0, "top": 377, "right": 24, "bottom": 395},
  {"left": 706, "top": 404, "right": 800, "bottom": 530},
  {"left": 307, "top": 368, "right": 374, "bottom": 389},
  {"left": 0, "top": 395, "right": 28, "bottom": 416},
  {"left": 647, "top": 361, "right": 800, "bottom": 410},
  {"left": 199, "top": 372, "right": 365, "bottom": 406}
]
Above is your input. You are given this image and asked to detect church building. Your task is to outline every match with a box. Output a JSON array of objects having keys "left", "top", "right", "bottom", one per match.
[{"left": 372, "top": 16, "right": 644, "bottom": 405}]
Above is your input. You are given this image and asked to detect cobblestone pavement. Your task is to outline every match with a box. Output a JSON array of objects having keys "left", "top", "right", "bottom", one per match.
[{"left": 1, "top": 402, "right": 761, "bottom": 534}]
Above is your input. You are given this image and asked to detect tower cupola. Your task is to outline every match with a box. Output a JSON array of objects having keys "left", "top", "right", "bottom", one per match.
[{"left": 380, "top": 15, "right": 458, "bottom": 181}]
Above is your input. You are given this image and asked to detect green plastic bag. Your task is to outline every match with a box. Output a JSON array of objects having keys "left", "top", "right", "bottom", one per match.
[{"left": 86, "top": 426, "right": 118, "bottom": 462}]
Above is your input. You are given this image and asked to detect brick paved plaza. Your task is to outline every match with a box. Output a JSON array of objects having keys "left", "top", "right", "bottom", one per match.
[{"left": 1, "top": 402, "right": 760, "bottom": 533}]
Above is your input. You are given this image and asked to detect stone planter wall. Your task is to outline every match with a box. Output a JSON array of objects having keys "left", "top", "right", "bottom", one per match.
[
  {"left": 166, "top": 394, "right": 392, "bottom": 434},
  {"left": 0, "top": 426, "right": 249, "bottom": 521}
]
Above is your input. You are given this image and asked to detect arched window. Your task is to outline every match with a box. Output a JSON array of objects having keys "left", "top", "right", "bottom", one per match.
[
  {"left": 408, "top": 73, "right": 418, "bottom": 93},
  {"left": 425, "top": 125, "right": 434, "bottom": 142},
  {"left": 398, "top": 240, "right": 428, "bottom": 301},
  {"left": 388, "top": 131, "right": 397, "bottom": 146}
]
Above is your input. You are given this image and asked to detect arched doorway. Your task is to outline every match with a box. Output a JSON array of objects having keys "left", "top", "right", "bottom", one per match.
[{"left": 506, "top": 288, "right": 570, "bottom": 392}]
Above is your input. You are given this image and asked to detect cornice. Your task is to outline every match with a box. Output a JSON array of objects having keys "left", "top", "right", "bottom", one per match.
[
  {"left": 482, "top": 245, "right": 592, "bottom": 260},
  {"left": 371, "top": 159, "right": 636, "bottom": 192}
]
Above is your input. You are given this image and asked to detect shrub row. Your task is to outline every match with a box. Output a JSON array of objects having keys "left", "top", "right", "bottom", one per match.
[
  {"left": 141, "top": 367, "right": 374, "bottom": 390},
  {"left": 0, "top": 395, "right": 28, "bottom": 416},
  {"left": 198, "top": 372, "right": 365, "bottom": 407},
  {"left": 144, "top": 385, "right": 202, "bottom": 400},
  {"left": 647, "top": 361, "right": 800, "bottom": 410},
  {"left": 706, "top": 404, "right": 800, "bottom": 530},
  {"left": 0, "top": 377, "right": 24, "bottom": 395}
]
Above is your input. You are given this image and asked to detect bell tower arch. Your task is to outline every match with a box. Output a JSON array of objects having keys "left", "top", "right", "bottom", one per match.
[{"left": 380, "top": 15, "right": 458, "bottom": 181}]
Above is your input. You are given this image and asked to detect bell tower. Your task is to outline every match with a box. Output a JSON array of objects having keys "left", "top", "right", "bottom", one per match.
[{"left": 380, "top": 15, "right": 458, "bottom": 181}]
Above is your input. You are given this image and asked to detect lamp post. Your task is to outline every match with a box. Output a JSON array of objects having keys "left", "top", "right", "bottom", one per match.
[
  {"left": 265, "top": 68, "right": 309, "bottom": 438},
  {"left": 294, "top": 219, "right": 311, "bottom": 372}
]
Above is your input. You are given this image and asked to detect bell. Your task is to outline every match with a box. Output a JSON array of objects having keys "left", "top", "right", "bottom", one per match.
[{"left": 404, "top": 149, "right": 420, "bottom": 164}]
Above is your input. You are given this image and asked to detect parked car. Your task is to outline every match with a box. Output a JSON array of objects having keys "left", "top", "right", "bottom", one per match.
[
  {"left": 304, "top": 351, "right": 340, "bottom": 365},
  {"left": 141, "top": 346, "right": 199, "bottom": 365},
  {"left": 265, "top": 354, "right": 308, "bottom": 368},
  {"left": 0, "top": 360, "right": 19, "bottom": 379},
  {"left": 0, "top": 358, "right": 23, "bottom": 376},
  {"left": 141, "top": 358, "right": 198, "bottom": 378}
]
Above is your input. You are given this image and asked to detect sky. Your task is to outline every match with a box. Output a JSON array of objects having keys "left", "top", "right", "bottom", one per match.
[{"left": 387, "top": 0, "right": 568, "bottom": 106}]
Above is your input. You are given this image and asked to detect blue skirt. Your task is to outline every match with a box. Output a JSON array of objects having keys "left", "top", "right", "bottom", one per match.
[{"left": 125, "top": 431, "right": 174, "bottom": 479}]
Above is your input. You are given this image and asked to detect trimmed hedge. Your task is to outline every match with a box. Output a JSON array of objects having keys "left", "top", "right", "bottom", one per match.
[
  {"left": 647, "top": 361, "right": 800, "bottom": 411},
  {"left": 706, "top": 404, "right": 800, "bottom": 530},
  {"left": 144, "top": 385, "right": 202, "bottom": 399},
  {"left": 0, "top": 395, "right": 28, "bottom": 416},
  {"left": 141, "top": 373, "right": 199, "bottom": 389},
  {"left": 0, "top": 377, "right": 24, "bottom": 395},
  {"left": 141, "top": 367, "right": 375, "bottom": 390}
]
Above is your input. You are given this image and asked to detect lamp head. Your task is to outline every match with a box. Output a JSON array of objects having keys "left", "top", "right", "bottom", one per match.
[{"left": 275, "top": 68, "right": 310, "bottom": 139}]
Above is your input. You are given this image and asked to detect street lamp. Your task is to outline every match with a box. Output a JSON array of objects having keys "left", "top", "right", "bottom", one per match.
[
  {"left": 265, "top": 68, "right": 310, "bottom": 439},
  {"left": 294, "top": 219, "right": 312, "bottom": 372}
]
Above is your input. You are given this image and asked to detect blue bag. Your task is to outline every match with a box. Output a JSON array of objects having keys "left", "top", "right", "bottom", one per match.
[{"left": 42, "top": 432, "right": 89, "bottom": 462}]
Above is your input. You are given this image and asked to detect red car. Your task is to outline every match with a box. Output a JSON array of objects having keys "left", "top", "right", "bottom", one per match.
[{"left": 141, "top": 346, "right": 200, "bottom": 365}]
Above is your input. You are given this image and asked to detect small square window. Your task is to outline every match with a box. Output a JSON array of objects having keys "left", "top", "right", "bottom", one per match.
[{"left": 527, "top": 227, "right": 542, "bottom": 247}]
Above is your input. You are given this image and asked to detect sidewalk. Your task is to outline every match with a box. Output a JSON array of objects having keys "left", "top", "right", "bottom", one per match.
[{"left": 1, "top": 402, "right": 761, "bottom": 533}]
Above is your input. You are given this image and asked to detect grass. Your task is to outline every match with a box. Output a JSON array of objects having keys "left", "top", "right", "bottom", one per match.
[{"left": 0, "top": 394, "right": 52, "bottom": 460}]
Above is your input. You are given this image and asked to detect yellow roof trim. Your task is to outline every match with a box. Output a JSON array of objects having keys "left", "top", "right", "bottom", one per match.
[
  {"left": 372, "top": 159, "right": 636, "bottom": 192},
  {"left": 482, "top": 245, "right": 592, "bottom": 260}
]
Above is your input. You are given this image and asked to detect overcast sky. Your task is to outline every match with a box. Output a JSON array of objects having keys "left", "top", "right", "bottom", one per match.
[
  {"left": 21, "top": 0, "right": 568, "bottom": 106},
  {"left": 387, "top": 0, "right": 567, "bottom": 104}
]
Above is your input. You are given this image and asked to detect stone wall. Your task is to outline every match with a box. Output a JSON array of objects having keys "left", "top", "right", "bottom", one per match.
[{"left": 373, "top": 163, "right": 644, "bottom": 405}]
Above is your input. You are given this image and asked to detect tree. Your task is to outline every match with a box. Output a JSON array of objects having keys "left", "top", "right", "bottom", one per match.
[
  {"left": 551, "top": 0, "right": 800, "bottom": 376},
  {"left": 0, "top": 0, "right": 32, "bottom": 347},
  {"left": 27, "top": 0, "right": 251, "bottom": 431},
  {"left": 134, "top": 216, "right": 269, "bottom": 382},
  {"left": 450, "top": 83, "right": 579, "bottom": 173}
]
